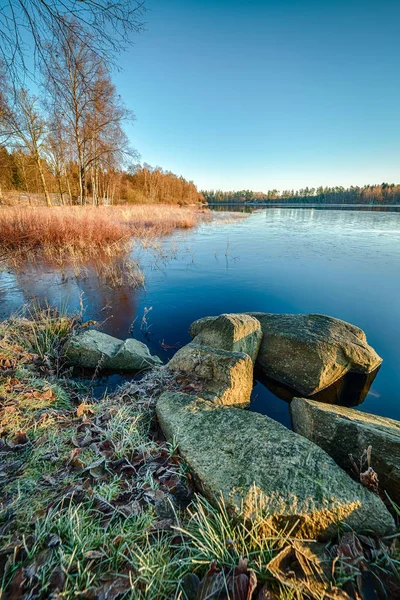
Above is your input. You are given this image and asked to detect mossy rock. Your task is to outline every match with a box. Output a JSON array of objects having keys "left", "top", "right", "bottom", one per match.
[
  {"left": 291, "top": 397, "right": 400, "bottom": 505},
  {"left": 189, "top": 313, "right": 262, "bottom": 362},
  {"left": 64, "top": 329, "right": 162, "bottom": 372},
  {"left": 156, "top": 392, "right": 395, "bottom": 540},
  {"left": 166, "top": 342, "right": 253, "bottom": 407},
  {"left": 249, "top": 313, "right": 382, "bottom": 396}
]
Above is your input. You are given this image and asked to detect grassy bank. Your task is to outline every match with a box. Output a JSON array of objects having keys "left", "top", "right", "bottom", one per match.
[
  {"left": 1, "top": 307, "right": 399, "bottom": 599},
  {"left": 0, "top": 205, "right": 210, "bottom": 266}
]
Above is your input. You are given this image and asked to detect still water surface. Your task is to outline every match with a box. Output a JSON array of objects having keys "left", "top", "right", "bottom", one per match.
[{"left": 2, "top": 207, "right": 400, "bottom": 428}]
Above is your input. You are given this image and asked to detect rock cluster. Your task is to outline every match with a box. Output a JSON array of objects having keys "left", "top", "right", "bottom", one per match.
[
  {"left": 158, "top": 312, "right": 396, "bottom": 539},
  {"left": 65, "top": 314, "right": 399, "bottom": 540}
]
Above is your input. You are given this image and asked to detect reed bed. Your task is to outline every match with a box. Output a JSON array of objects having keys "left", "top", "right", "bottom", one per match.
[{"left": 0, "top": 205, "right": 209, "bottom": 263}]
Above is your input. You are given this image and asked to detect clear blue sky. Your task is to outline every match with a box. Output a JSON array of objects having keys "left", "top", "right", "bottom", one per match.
[{"left": 114, "top": 0, "right": 400, "bottom": 191}]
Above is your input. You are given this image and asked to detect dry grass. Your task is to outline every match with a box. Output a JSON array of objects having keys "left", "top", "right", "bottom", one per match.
[{"left": 0, "top": 205, "right": 210, "bottom": 265}]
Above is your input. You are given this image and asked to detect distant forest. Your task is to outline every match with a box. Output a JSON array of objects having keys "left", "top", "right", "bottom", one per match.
[{"left": 202, "top": 184, "right": 400, "bottom": 205}]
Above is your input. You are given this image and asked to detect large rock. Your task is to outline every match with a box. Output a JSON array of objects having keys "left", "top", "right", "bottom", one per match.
[
  {"left": 189, "top": 313, "right": 262, "bottom": 362},
  {"left": 291, "top": 398, "right": 400, "bottom": 504},
  {"left": 156, "top": 392, "right": 394, "bottom": 540},
  {"left": 249, "top": 313, "right": 382, "bottom": 396},
  {"left": 166, "top": 343, "right": 253, "bottom": 407},
  {"left": 64, "top": 329, "right": 162, "bottom": 372}
]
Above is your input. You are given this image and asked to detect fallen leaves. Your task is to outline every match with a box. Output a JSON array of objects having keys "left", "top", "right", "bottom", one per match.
[
  {"left": 181, "top": 558, "right": 272, "bottom": 600},
  {"left": 23, "top": 387, "right": 55, "bottom": 401},
  {"left": 268, "top": 541, "right": 350, "bottom": 600},
  {"left": 0, "top": 430, "right": 30, "bottom": 452},
  {"left": 76, "top": 402, "right": 95, "bottom": 418}
]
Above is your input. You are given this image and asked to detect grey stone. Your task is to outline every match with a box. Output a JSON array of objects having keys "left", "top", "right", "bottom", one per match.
[
  {"left": 64, "top": 329, "right": 162, "bottom": 372},
  {"left": 291, "top": 398, "right": 400, "bottom": 505},
  {"left": 249, "top": 313, "right": 382, "bottom": 396},
  {"left": 156, "top": 392, "right": 395, "bottom": 540},
  {"left": 189, "top": 313, "right": 262, "bottom": 362},
  {"left": 166, "top": 342, "right": 253, "bottom": 407}
]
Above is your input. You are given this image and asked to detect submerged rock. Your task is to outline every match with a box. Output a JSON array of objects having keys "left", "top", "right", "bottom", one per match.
[
  {"left": 166, "top": 342, "right": 253, "bottom": 407},
  {"left": 249, "top": 313, "right": 382, "bottom": 397},
  {"left": 291, "top": 398, "right": 400, "bottom": 504},
  {"left": 189, "top": 313, "right": 262, "bottom": 362},
  {"left": 64, "top": 329, "right": 162, "bottom": 372},
  {"left": 156, "top": 392, "right": 394, "bottom": 540}
]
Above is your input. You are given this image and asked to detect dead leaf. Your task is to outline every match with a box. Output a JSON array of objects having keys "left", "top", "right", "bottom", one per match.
[
  {"left": 48, "top": 565, "right": 66, "bottom": 593},
  {"left": 68, "top": 448, "right": 85, "bottom": 469},
  {"left": 196, "top": 561, "right": 225, "bottom": 600},
  {"left": 76, "top": 403, "right": 94, "bottom": 418},
  {"left": 256, "top": 584, "right": 278, "bottom": 600},
  {"left": 268, "top": 542, "right": 351, "bottom": 600},
  {"left": 149, "top": 518, "right": 173, "bottom": 531},
  {"left": 84, "top": 550, "right": 104, "bottom": 560},
  {"left": 8, "top": 566, "right": 27, "bottom": 600},
  {"left": 41, "top": 387, "right": 55, "bottom": 400},
  {"left": 47, "top": 533, "right": 61, "bottom": 548},
  {"left": 181, "top": 573, "right": 201, "bottom": 600},
  {"left": 92, "top": 574, "right": 133, "bottom": 600}
]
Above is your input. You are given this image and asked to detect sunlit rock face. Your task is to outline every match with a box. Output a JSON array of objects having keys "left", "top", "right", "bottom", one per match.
[
  {"left": 166, "top": 342, "right": 253, "bottom": 408},
  {"left": 165, "top": 312, "right": 262, "bottom": 408},
  {"left": 189, "top": 313, "right": 262, "bottom": 363},
  {"left": 64, "top": 329, "right": 162, "bottom": 372},
  {"left": 248, "top": 312, "right": 382, "bottom": 400},
  {"left": 156, "top": 392, "right": 395, "bottom": 540},
  {"left": 291, "top": 398, "right": 400, "bottom": 504}
]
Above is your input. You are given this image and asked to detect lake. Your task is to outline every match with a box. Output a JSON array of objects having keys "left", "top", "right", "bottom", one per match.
[{"left": 2, "top": 206, "right": 400, "bottom": 428}]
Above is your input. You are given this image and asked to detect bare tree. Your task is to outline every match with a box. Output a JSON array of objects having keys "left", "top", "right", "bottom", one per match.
[
  {"left": 45, "top": 110, "right": 71, "bottom": 204},
  {"left": 0, "top": 85, "right": 52, "bottom": 206},
  {"left": 44, "top": 26, "right": 136, "bottom": 204},
  {"left": 0, "top": 0, "right": 145, "bottom": 86}
]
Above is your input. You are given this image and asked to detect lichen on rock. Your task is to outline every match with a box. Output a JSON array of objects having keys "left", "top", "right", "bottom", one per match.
[{"left": 156, "top": 391, "right": 395, "bottom": 540}]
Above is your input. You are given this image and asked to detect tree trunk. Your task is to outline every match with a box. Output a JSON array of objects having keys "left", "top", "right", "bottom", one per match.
[
  {"left": 79, "top": 163, "right": 86, "bottom": 205},
  {"left": 66, "top": 176, "right": 73, "bottom": 205},
  {"left": 36, "top": 155, "right": 52, "bottom": 207}
]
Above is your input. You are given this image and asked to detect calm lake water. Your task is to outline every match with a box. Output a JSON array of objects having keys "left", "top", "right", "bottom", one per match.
[{"left": 2, "top": 207, "right": 400, "bottom": 428}]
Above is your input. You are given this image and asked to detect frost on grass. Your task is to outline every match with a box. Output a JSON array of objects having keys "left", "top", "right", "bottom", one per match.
[{"left": 1, "top": 308, "right": 399, "bottom": 599}]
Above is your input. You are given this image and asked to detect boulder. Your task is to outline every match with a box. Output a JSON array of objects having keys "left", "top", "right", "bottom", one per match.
[
  {"left": 249, "top": 313, "right": 382, "bottom": 396},
  {"left": 291, "top": 398, "right": 400, "bottom": 504},
  {"left": 189, "top": 313, "right": 262, "bottom": 362},
  {"left": 156, "top": 392, "right": 395, "bottom": 540},
  {"left": 64, "top": 329, "right": 162, "bottom": 372},
  {"left": 166, "top": 342, "right": 253, "bottom": 407}
]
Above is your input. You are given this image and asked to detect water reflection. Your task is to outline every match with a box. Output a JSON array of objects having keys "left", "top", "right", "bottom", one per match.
[
  {"left": 255, "top": 367, "right": 381, "bottom": 408},
  {"left": 1, "top": 206, "right": 400, "bottom": 426}
]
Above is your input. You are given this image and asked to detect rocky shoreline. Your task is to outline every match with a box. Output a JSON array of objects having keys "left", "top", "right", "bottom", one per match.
[{"left": 65, "top": 312, "right": 400, "bottom": 541}]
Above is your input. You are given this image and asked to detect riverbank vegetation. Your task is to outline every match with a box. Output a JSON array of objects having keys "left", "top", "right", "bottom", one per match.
[
  {"left": 0, "top": 205, "right": 209, "bottom": 267},
  {"left": 202, "top": 184, "right": 400, "bottom": 205},
  {"left": 1, "top": 305, "right": 399, "bottom": 599}
]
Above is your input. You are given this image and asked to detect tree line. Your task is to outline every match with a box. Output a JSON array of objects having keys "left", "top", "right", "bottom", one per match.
[
  {"left": 0, "top": 18, "right": 202, "bottom": 207},
  {"left": 202, "top": 184, "right": 400, "bottom": 205},
  {"left": 0, "top": 146, "right": 202, "bottom": 206}
]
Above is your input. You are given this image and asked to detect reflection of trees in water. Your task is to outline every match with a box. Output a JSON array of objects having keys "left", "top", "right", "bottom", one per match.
[{"left": 8, "top": 262, "right": 140, "bottom": 339}]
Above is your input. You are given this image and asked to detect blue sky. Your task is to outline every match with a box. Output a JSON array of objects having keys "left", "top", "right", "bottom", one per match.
[{"left": 114, "top": 0, "right": 400, "bottom": 191}]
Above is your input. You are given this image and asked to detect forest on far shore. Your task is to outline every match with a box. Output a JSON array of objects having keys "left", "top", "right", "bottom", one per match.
[{"left": 202, "top": 184, "right": 400, "bottom": 205}]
